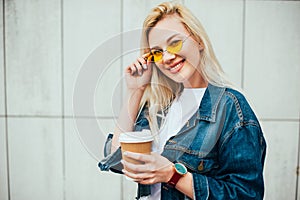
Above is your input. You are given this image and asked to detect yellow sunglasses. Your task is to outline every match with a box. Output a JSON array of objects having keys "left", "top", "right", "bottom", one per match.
[{"left": 145, "top": 34, "right": 190, "bottom": 63}]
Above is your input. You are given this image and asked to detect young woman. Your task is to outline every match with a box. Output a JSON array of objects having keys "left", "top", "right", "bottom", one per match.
[{"left": 99, "top": 2, "right": 266, "bottom": 200}]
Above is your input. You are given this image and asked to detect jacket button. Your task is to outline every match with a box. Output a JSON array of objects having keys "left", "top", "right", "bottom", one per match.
[{"left": 198, "top": 160, "right": 204, "bottom": 171}]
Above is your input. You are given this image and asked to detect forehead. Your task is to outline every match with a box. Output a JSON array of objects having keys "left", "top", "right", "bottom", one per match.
[{"left": 148, "top": 15, "right": 189, "bottom": 47}]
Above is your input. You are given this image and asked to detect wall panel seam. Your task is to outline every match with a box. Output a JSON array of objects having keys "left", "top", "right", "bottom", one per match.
[
  {"left": 0, "top": 115, "right": 117, "bottom": 119},
  {"left": 2, "top": 0, "right": 11, "bottom": 199},
  {"left": 241, "top": 0, "right": 246, "bottom": 89},
  {"left": 60, "top": 0, "right": 66, "bottom": 200},
  {"left": 2, "top": 115, "right": 300, "bottom": 121},
  {"left": 295, "top": 112, "right": 300, "bottom": 200},
  {"left": 120, "top": 1, "right": 124, "bottom": 199},
  {"left": 260, "top": 119, "right": 300, "bottom": 122}
]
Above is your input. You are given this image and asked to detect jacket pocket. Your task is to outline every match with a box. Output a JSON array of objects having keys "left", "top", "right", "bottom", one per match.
[
  {"left": 179, "top": 153, "right": 219, "bottom": 174},
  {"left": 163, "top": 144, "right": 219, "bottom": 174}
]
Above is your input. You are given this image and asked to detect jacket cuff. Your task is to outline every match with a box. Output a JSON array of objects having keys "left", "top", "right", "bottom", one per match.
[
  {"left": 98, "top": 133, "right": 123, "bottom": 174},
  {"left": 192, "top": 173, "right": 209, "bottom": 200}
]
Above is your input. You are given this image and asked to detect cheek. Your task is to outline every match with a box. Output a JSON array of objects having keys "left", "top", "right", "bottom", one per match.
[
  {"left": 181, "top": 43, "right": 201, "bottom": 68},
  {"left": 187, "top": 51, "right": 201, "bottom": 69}
]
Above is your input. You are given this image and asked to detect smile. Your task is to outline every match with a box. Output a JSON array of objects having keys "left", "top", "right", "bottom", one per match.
[{"left": 169, "top": 59, "right": 185, "bottom": 74}]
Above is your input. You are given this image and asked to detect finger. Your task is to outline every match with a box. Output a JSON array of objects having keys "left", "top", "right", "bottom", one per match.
[
  {"left": 142, "top": 52, "right": 151, "bottom": 58},
  {"left": 134, "top": 60, "right": 143, "bottom": 76},
  {"left": 139, "top": 178, "right": 156, "bottom": 185},
  {"left": 121, "top": 159, "right": 154, "bottom": 173},
  {"left": 142, "top": 52, "right": 151, "bottom": 61},
  {"left": 123, "top": 151, "right": 154, "bottom": 163},
  {"left": 144, "top": 52, "right": 155, "bottom": 64},
  {"left": 133, "top": 178, "right": 144, "bottom": 183},
  {"left": 122, "top": 168, "right": 155, "bottom": 180},
  {"left": 126, "top": 64, "right": 137, "bottom": 75},
  {"left": 137, "top": 57, "right": 147, "bottom": 70}
]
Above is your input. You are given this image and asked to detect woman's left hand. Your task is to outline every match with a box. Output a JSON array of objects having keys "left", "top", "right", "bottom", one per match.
[{"left": 121, "top": 152, "right": 174, "bottom": 185}]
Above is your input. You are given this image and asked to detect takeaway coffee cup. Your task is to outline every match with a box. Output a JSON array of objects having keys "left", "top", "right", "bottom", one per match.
[{"left": 119, "top": 129, "right": 153, "bottom": 164}]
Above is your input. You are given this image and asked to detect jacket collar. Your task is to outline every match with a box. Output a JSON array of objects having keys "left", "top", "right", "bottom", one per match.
[
  {"left": 176, "top": 84, "right": 225, "bottom": 134},
  {"left": 197, "top": 83, "right": 226, "bottom": 123}
]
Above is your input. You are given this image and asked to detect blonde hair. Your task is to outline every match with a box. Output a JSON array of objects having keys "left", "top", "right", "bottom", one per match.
[{"left": 139, "top": 1, "right": 232, "bottom": 134}]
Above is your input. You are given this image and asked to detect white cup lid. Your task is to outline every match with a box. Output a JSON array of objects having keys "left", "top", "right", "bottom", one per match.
[{"left": 119, "top": 129, "right": 153, "bottom": 143}]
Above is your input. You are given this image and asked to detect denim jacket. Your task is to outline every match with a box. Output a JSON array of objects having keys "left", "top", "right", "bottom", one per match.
[{"left": 98, "top": 84, "right": 266, "bottom": 200}]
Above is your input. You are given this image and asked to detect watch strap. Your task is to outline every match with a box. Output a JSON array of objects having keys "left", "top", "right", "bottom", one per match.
[{"left": 167, "top": 170, "right": 182, "bottom": 188}]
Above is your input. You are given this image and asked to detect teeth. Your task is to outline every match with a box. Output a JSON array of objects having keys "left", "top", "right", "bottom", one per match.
[
  {"left": 175, "top": 63, "right": 181, "bottom": 68},
  {"left": 170, "top": 62, "right": 182, "bottom": 71}
]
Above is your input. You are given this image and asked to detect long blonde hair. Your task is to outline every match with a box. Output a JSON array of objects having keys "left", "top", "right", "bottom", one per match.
[{"left": 139, "top": 1, "right": 232, "bottom": 134}]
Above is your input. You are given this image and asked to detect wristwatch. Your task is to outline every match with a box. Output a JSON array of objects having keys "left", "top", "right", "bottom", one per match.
[{"left": 167, "top": 163, "right": 188, "bottom": 188}]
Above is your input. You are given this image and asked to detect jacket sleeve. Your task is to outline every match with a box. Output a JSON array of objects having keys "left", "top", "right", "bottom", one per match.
[
  {"left": 98, "top": 106, "right": 150, "bottom": 174},
  {"left": 98, "top": 133, "right": 124, "bottom": 174},
  {"left": 193, "top": 124, "right": 266, "bottom": 200}
]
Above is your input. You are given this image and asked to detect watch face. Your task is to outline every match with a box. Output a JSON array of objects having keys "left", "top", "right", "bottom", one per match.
[{"left": 174, "top": 163, "right": 187, "bottom": 175}]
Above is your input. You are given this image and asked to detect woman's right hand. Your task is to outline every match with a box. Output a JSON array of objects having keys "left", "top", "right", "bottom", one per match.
[
  {"left": 111, "top": 55, "right": 152, "bottom": 152},
  {"left": 125, "top": 54, "right": 152, "bottom": 91}
]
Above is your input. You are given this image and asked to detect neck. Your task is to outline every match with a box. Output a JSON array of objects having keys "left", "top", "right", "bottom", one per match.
[{"left": 183, "top": 71, "right": 208, "bottom": 88}]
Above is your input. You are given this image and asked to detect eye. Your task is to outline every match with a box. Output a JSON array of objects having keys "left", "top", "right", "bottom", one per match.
[{"left": 169, "top": 40, "right": 181, "bottom": 47}]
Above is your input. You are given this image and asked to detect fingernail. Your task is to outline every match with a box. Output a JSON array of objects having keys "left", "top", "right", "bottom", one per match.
[
  {"left": 139, "top": 71, "right": 143, "bottom": 76},
  {"left": 143, "top": 64, "right": 147, "bottom": 69},
  {"left": 123, "top": 152, "right": 127, "bottom": 156}
]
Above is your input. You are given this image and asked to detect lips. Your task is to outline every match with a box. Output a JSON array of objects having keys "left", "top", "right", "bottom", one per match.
[{"left": 169, "top": 59, "right": 185, "bottom": 74}]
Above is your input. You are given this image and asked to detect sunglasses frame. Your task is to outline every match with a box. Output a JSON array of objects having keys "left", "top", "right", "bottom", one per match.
[{"left": 145, "top": 34, "right": 191, "bottom": 63}]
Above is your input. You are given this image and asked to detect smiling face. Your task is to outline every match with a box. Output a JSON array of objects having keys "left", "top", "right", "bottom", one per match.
[{"left": 148, "top": 15, "right": 207, "bottom": 88}]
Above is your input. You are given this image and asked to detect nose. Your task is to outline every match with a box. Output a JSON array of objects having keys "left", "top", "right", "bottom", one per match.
[{"left": 162, "top": 51, "right": 176, "bottom": 64}]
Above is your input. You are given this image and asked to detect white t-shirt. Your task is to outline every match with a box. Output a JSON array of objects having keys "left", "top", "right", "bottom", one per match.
[{"left": 148, "top": 87, "right": 206, "bottom": 200}]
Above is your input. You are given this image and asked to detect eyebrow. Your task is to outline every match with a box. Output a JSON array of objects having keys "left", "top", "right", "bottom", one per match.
[{"left": 150, "top": 33, "right": 180, "bottom": 50}]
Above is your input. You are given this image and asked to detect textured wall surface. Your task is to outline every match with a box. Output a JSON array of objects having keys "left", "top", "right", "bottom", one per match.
[{"left": 0, "top": 0, "right": 299, "bottom": 200}]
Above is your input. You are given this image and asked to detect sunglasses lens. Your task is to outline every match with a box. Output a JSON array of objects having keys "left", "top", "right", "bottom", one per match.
[
  {"left": 150, "top": 50, "right": 163, "bottom": 62},
  {"left": 167, "top": 40, "right": 183, "bottom": 54},
  {"left": 148, "top": 39, "right": 185, "bottom": 62}
]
